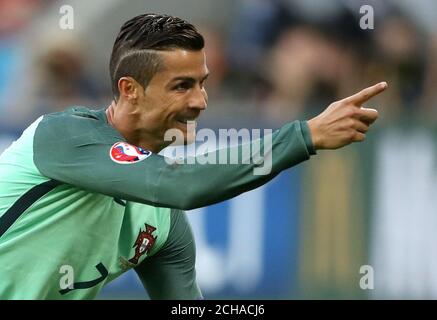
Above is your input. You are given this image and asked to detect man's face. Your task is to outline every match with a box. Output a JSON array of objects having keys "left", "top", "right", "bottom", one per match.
[{"left": 136, "top": 49, "right": 209, "bottom": 146}]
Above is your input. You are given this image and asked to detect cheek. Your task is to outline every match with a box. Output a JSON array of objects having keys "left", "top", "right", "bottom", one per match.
[
  {"left": 142, "top": 92, "right": 175, "bottom": 118},
  {"left": 165, "top": 94, "right": 188, "bottom": 115},
  {"left": 143, "top": 89, "right": 188, "bottom": 124}
]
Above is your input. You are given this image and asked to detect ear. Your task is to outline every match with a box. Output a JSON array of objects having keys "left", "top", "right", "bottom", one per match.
[{"left": 118, "top": 77, "right": 143, "bottom": 102}]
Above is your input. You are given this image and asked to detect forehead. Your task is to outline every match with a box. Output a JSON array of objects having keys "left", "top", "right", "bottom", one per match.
[{"left": 155, "top": 49, "right": 208, "bottom": 80}]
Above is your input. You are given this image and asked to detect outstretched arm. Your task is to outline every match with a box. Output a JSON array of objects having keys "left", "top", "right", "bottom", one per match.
[
  {"left": 34, "top": 117, "right": 314, "bottom": 210},
  {"left": 33, "top": 82, "right": 386, "bottom": 210}
]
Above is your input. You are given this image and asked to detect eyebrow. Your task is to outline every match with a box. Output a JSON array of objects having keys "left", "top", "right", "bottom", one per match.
[{"left": 170, "top": 73, "right": 210, "bottom": 83}]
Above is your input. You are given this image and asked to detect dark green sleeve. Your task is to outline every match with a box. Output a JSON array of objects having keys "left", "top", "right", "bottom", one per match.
[
  {"left": 134, "top": 209, "right": 201, "bottom": 300},
  {"left": 34, "top": 109, "right": 315, "bottom": 210}
]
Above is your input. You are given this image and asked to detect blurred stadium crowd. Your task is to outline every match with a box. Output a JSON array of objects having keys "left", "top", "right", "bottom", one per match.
[
  {"left": 1, "top": 0, "right": 437, "bottom": 299},
  {"left": 1, "top": 0, "right": 436, "bottom": 130}
]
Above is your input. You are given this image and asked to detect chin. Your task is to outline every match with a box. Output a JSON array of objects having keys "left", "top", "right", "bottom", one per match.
[
  {"left": 165, "top": 130, "right": 196, "bottom": 146},
  {"left": 185, "top": 133, "right": 196, "bottom": 145},
  {"left": 165, "top": 121, "right": 197, "bottom": 146}
]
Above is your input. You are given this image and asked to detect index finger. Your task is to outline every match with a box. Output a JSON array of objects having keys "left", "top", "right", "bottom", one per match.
[{"left": 344, "top": 82, "right": 388, "bottom": 105}]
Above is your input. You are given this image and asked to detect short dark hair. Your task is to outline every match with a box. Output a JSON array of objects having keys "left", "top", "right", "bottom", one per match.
[{"left": 109, "top": 13, "right": 204, "bottom": 99}]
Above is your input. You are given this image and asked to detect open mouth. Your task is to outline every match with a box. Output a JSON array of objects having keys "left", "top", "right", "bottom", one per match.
[{"left": 176, "top": 118, "right": 197, "bottom": 125}]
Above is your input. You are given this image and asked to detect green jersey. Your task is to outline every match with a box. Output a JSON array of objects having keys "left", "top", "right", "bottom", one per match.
[{"left": 0, "top": 107, "right": 315, "bottom": 299}]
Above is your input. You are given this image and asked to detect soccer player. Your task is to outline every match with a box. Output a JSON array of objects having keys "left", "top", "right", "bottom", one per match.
[{"left": 0, "top": 14, "right": 387, "bottom": 299}]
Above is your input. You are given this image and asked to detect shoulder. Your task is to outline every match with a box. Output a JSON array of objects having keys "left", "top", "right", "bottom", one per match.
[
  {"left": 36, "top": 106, "right": 123, "bottom": 144},
  {"left": 40, "top": 106, "right": 105, "bottom": 132}
]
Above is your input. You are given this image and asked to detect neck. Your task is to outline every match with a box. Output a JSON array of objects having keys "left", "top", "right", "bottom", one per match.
[{"left": 105, "top": 101, "right": 166, "bottom": 153}]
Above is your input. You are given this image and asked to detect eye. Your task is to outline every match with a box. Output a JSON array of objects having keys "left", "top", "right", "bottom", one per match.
[{"left": 173, "top": 82, "right": 191, "bottom": 92}]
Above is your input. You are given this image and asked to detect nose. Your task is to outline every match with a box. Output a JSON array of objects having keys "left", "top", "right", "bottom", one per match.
[{"left": 188, "top": 86, "right": 208, "bottom": 111}]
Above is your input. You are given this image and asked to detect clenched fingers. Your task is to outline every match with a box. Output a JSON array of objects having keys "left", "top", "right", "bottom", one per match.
[
  {"left": 352, "top": 119, "right": 370, "bottom": 133},
  {"left": 353, "top": 132, "right": 366, "bottom": 142},
  {"left": 355, "top": 107, "right": 379, "bottom": 125}
]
